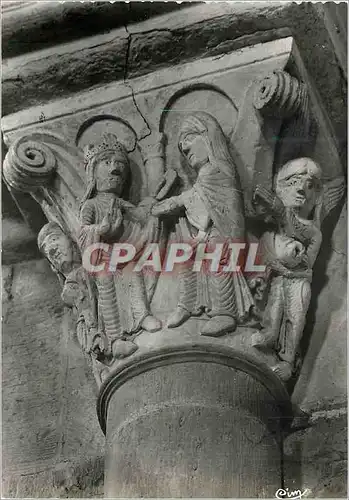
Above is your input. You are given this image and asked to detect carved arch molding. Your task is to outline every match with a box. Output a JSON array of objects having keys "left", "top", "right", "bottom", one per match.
[{"left": 2, "top": 37, "right": 345, "bottom": 389}]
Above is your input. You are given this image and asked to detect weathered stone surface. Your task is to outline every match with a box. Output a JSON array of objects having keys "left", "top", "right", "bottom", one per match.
[
  {"left": 2, "top": 456, "right": 104, "bottom": 498},
  {"left": 293, "top": 200, "right": 347, "bottom": 410},
  {"left": 2, "top": 32, "right": 129, "bottom": 116},
  {"left": 102, "top": 345, "right": 290, "bottom": 498},
  {"left": 2, "top": 216, "right": 41, "bottom": 264},
  {"left": 314, "top": 3, "right": 347, "bottom": 79},
  {"left": 1, "top": 3, "right": 347, "bottom": 498},
  {"left": 2, "top": 1, "right": 190, "bottom": 58},
  {"left": 2, "top": 259, "right": 65, "bottom": 472},
  {"left": 121, "top": 2, "right": 349, "bottom": 161},
  {"left": 2, "top": 35, "right": 344, "bottom": 385},
  {"left": 2, "top": 257, "right": 105, "bottom": 496},
  {"left": 284, "top": 408, "right": 347, "bottom": 498},
  {"left": 3, "top": 2, "right": 347, "bottom": 164}
]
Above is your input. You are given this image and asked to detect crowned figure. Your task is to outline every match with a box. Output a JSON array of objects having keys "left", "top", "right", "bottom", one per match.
[{"left": 78, "top": 133, "right": 161, "bottom": 359}]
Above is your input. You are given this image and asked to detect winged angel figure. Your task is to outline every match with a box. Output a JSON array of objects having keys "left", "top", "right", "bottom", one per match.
[{"left": 251, "top": 157, "right": 345, "bottom": 381}]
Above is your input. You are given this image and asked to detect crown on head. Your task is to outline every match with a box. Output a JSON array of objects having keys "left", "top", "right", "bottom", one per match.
[{"left": 83, "top": 133, "right": 129, "bottom": 166}]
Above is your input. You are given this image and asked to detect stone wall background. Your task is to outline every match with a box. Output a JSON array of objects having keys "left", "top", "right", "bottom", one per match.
[
  {"left": 2, "top": 184, "right": 105, "bottom": 497},
  {"left": 2, "top": 2, "right": 347, "bottom": 497}
]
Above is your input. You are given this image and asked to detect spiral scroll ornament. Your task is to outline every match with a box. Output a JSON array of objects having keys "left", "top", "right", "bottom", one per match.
[
  {"left": 253, "top": 70, "right": 307, "bottom": 119},
  {"left": 3, "top": 136, "right": 57, "bottom": 192}
]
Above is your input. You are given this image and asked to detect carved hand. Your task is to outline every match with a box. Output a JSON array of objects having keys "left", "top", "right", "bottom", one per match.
[
  {"left": 253, "top": 185, "right": 275, "bottom": 208},
  {"left": 138, "top": 196, "right": 157, "bottom": 213},
  {"left": 248, "top": 276, "right": 267, "bottom": 300},
  {"left": 151, "top": 197, "right": 181, "bottom": 216},
  {"left": 285, "top": 268, "right": 313, "bottom": 281},
  {"left": 281, "top": 240, "right": 306, "bottom": 268},
  {"left": 108, "top": 207, "right": 124, "bottom": 238},
  {"left": 96, "top": 209, "right": 123, "bottom": 238},
  {"left": 155, "top": 169, "right": 178, "bottom": 201},
  {"left": 96, "top": 215, "right": 112, "bottom": 236}
]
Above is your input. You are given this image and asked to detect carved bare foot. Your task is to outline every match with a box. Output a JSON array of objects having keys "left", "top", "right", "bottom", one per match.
[
  {"left": 141, "top": 314, "right": 162, "bottom": 332},
  {"left": 271, "top": 361, "right": 293, "bottom": 381},
  {"left": 251, "top": 331, "right": 275, "bottom": 350},
  {"left": 201, "top": 315, "right": 237, "bottom": 337},
  {"left": 166, "top": 307, "right": 191, "bottom": 328},
  {"left": 111, "top": 339, "right": 138, "bottom": 359}
]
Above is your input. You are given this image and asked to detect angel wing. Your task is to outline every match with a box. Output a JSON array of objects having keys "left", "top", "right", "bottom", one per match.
[{"left": 320, "top": 176, "right": 346, "bottom": 222}]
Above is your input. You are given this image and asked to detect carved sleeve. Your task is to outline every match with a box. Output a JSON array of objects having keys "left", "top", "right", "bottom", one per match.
[
  {"left": 80, "top": 200, "right": 96, "bottom": 225},
  {"left": 78, "top": 201, "right": 100, "bottom": 252},
  {"left": 253, "top": 185, "right": 285, "bottom": 219},
  {"left": 304, "top": 226, "right": 322, "bottom": 268}
]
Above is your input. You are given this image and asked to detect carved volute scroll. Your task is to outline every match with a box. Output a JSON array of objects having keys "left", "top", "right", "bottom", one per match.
[
  {"left": 3, "top": 131, "right": 85, "bottom": 239},
  {"left": 3, "top": 136, "right": 57, "bottom": 191},
  {"left": 2, "top": 38, "right": 345, "bottom": 391},
  {"left": 231, "top": 69, "right": 314, "bottom": 216}
]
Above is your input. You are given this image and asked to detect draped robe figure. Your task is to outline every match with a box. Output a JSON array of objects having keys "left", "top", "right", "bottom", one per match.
[
  {"left": 153, "top": 112, "right": 254, "bottom": 337},
  {"left": 78, "top": 134, "right": 161, "bottom": 359}
]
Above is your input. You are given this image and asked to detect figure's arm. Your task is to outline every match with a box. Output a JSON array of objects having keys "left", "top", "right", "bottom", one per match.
[
  {"left": 80, "top": 201, "right": 96, "bottom": 225},
  {"left": 253, "top": 185, "right": 285, "bottom": 219},
  {"left": 79, "top": 200, "right": 122, "bottom": 249},
  {"left": 304, "top": 225, "right": 322, "bottom": 268},
  {"left": 151, "top": 193, "right": 185, "bottom": 217},
  {"left": 79, "top": 202, "right": 99, "bottom": 251},
  {"left": 285, "top": 209, "right": 323, "bottom": 268},
  {"left": 269, "top": 259, "right": 312, "bottom": 280},
  {"left": 155, "top": 169, "right": 178, "bottom": 201}
]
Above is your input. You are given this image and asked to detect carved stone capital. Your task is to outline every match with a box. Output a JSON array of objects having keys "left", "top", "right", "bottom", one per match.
[{"left": 2, "top": 36, "right": 344, "bottom": 394}]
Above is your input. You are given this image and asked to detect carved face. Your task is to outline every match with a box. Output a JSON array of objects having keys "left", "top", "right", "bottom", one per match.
[
  {"left": 95, "top": 153, "right": 128, "bottom": 195},
  {"left": 276, "top": 159, "right": 321, "bottom": 217},
  {"left": 179, "top": 133, "right": 209, "bottom": 170},
  {"left": 42, "top": 232, "right": 73, "bottom": 276}
]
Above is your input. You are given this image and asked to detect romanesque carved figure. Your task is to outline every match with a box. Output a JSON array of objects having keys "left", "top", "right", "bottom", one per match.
[
  {"left": 252, "top": 157, "right": 345, "bottom": 381},
  {"left": 78, "top": 133, "right": 162, "bottom": 358},
  {"left": 152, "top": 112, "right": 254, "bottom": 337},
  {"left": 38, "top": 222, "right": 78, "bottom": 284},
  {"left": 38, "top": 222, "right": 102, "bottom": 362},
  {"left": 61, "top": 266, "right": 113, "bottom": 386}
]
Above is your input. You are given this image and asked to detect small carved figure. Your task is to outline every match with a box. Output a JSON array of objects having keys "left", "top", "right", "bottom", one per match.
[
  {"left": 152, "top": 112, "right": 254, "bottom": 337},
  {"left": 79, "top": 133, "right": 161, "bottom": 358},
  {"left": 61, "top": 267, "right": 99, "bottom": 353},
  {"left": 252, "top": 157, "right": 345, "bottom": 381},
  {"left": 37, "top": 223, "right": 102, "bottom": 357},
  {"left": 37, "top": 222, "right": 77, "bottom": 284}
]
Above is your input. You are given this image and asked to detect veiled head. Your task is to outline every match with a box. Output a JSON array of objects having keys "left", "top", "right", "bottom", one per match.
[{"left": 178, "top": 112, "right": 232, "bottom": 172}]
